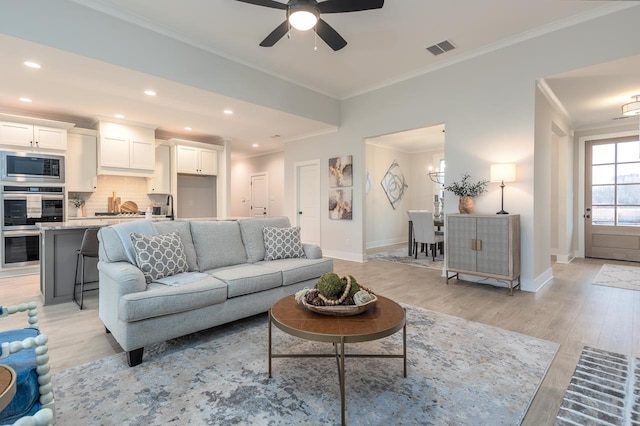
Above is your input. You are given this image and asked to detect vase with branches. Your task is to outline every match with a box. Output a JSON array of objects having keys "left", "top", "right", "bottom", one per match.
[
  {"left": 444, "top": 173, "right": 488, "bottom": 213},
  {"left": 69, "top": 193, "right": 85, "bottom": 217}
]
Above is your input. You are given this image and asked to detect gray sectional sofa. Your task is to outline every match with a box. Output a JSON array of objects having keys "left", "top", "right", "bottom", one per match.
[{"left": 97, "top": 216, "right": 333, "bottom": 366}]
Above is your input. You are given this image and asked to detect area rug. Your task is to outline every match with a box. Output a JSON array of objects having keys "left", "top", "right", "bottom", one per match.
[
  {"left": 52, "top": 305, "right": 558, "bottom": 425},
  {"left": 591, "top": 263, "right": 640, "bottom": 291},
  {"left": 367, "top": 247, "right": 444, "bottom": 270},
  {"left": 555, "top": 346, "right": 640, "bottom": 425}
]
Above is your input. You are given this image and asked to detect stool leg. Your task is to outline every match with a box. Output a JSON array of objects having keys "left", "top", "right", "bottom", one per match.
[
  {"left": 79, "top": 254, "right": 85, "bottom": 310},
  {"left": 73, "top": 252, "right": 81, "bottom": 308}
]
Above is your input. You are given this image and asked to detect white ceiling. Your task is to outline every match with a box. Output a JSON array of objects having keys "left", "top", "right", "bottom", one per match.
[{"left": 1, "top": 1, "right": 639, "bottom": 158}]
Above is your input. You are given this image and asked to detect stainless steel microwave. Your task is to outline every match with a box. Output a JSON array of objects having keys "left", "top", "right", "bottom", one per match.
[{"left": 1, "top": 151, "right": 65, "bottom": 183}]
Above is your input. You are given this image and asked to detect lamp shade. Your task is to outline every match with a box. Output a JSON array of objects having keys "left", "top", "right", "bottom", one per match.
[
  {"left": 622, "top": 95, "right": 640, "bottom": 116},
  {"left": 490, "top": 163, "right": 516, "bottom": 183}
]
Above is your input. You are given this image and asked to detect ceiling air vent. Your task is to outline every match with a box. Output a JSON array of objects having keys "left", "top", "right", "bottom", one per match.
[{"left": 426, "top": 40, "right": 455, "bottom": 56}]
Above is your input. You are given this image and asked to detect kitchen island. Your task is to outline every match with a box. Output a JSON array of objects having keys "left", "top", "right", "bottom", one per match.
[
  {"left": 36, "top": 216, "right": 242, "bottom": 305},
  {"left": 36, "top": 218, "right": 167, "bottom": 305}
]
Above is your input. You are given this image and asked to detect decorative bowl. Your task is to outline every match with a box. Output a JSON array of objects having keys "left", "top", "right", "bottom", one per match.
[{"left": 301, "top": 295, "right": 377, "bottom": 317}]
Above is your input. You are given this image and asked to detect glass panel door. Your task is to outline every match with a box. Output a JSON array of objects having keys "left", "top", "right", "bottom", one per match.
[{"left": 585, "top": 137, "right": 640, "bottom": 261}]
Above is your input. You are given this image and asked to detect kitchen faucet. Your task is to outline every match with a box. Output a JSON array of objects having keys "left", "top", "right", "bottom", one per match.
[{"left": 166, "top": 194, "right": 174, "bottom": 220}]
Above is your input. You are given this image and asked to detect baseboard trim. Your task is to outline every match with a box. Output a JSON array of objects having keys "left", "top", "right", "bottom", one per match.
[
  {"left": 555, "top": 253, "right": 575, "bottom": 264},
  {"left": 365, "top": 238, "right": 406, "bottom": 250},
  {"left": 324, "top": 250, "right": 364, "bottom": 263},
  {"left": 531, "top": 268, "right": 554, "bottom": 292}
]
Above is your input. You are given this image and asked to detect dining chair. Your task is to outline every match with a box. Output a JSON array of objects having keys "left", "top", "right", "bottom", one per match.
[{"left": 407, "top": 210, "right": 444, "bottom": 261}]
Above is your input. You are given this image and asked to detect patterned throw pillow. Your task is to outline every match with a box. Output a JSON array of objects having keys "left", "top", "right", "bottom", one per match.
[
  {"left": 130, "top": 231, "right": 189, "bottom": 284},
  {"left": 263, "top": 226, "right": 306, "bottom": 261}
]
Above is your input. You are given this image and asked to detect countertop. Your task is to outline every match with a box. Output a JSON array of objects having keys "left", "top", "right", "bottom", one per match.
[{"left": 36, "top": 216, "right": 249, "bottom": 230}]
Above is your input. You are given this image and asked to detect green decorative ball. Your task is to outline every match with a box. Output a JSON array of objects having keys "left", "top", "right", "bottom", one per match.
[
  {"left": 345, "top": 275, "right": 361, "bottom": 297},
  {"left": 317, "top": 272, "right": 344, "bottom": 298}
]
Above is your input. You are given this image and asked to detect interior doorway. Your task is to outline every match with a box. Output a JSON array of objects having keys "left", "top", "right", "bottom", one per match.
[
  {"left": 294, "top": 160, "right": 321, "bottom": 245},
  {"left": 250, "top": 173, "right": 268, "bottom": 217},
  {"left": 364, "top": 123, "right": 445, "bottom": 251}
]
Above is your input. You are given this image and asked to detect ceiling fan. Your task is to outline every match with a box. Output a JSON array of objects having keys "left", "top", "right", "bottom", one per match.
[{"left": 234, "top": 0, "right": 384, "bottom": 51}]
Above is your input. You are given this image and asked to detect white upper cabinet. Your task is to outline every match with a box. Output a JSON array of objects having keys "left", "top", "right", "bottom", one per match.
[
  {"left": 147, "top": 144, "right": 171, "bottom": 194},
  {"left": 0, "top": 120, "right": 69, "bottom": 150},
  {"left": 176, "top": 144, "right": 218, "bottom": 176},
  {"left": 66, "top": 131, "right": 97, "bottom": 192},
  {"left": 98, "top": 121, "right": 155, "bottom": 176}
]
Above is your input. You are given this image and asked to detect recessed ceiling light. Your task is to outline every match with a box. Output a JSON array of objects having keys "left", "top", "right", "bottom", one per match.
[
  {"left": 184, "top": 127, "right": 192, "bottom": 131},
  {"left": 144, "top": 90, "right": 156, "bottom": 96},
  {"left": 223, "top": 109, "right": 233, "bottom": 115},
  {"left": 23, "top": 61, "right": 41, "bottom": 69},
  {"left": 19, "top": 97, "right": 32, "bottom": 103},
  {"left": 252, "top": 143, "right": 259, "bottom": 148},
  {"left": 114, "top": 114, "right": 125, "bottom": 119}
]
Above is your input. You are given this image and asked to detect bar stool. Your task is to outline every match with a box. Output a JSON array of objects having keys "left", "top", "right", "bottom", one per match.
[{"left": 73, "top": 228, "right": 100, "bottom": 310}]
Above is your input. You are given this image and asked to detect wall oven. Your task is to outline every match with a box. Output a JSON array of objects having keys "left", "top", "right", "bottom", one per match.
[
  {"left": 1, "top": 151, "right": 65, "bottom": 183},
  {"left": 1, "top": 185, "right": 64, "bottom": 268}
]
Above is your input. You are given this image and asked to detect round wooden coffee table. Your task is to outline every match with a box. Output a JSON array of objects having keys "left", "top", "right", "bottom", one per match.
[
  {"left": 0, "top": 364, "right": 17, "bottom": 412},
  {"left": 268, "top": 294, "right": 406, "bottom": 426}
]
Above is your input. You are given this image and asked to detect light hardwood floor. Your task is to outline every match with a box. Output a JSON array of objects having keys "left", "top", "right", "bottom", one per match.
[{"left": 1, "top": 254, "right": 638, "bottom": 425}]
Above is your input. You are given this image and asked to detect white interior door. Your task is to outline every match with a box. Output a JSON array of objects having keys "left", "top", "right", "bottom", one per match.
[
  {"left": 250, "top": 173, "right": 268, "bottom": 217},
  {"left": 296, "top": 161, "right": 320, "bottom": 245}
]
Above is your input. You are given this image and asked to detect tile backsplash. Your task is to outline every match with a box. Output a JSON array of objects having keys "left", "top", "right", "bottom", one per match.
[{"left": 74, "top": 175, "right": 167, "bottom": 216}]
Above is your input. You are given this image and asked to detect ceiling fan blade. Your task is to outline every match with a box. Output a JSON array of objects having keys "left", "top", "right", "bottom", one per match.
[
  {"left": 259, "top": 20, "right": 290, "bottom": 47},
  {"left": 317, "top": 0, "right": 384, "bottom": 14},
  {"left": 234, "top": 0, "right": 287, "bottom": 10},
  {"left": 315, "top": 18, "right": 347, "bottom": 51}
]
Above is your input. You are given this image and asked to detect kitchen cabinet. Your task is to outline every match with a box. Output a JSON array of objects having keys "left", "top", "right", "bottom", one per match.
[
  {"left": 176, "top": 145, "right": 217, "bottom": 175},
  {"left": 446, "top": 214, "right": 520, "bottom": 295},
  {"left": 0, "top": 121, "right": 67, "bottom": 150},
  {"left": 147, "top": 144, "right": 171, "bottom": 194},
  {"left": 66, "top": 131, "right": 98, "bottom": 192},
  {"left": 98, "top": 121, "right": 155, "bottom": 175}
]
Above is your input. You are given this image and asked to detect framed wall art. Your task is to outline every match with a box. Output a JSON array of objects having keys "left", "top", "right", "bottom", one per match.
[
  {"left": 380, "top": 160, "right": 408, "bottom": 210},
  {"left": 329, "top": 155, "right": 353, "bottom": 188},
  {"left": 329, "top": 189, "right": 352, "bottom": 220}
]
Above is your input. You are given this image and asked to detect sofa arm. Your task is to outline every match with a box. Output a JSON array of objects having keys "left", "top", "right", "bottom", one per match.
[
  {"left": 97, "top": 261, "right": 147, "bottom": 297},
  {"left": 302, "top": 243, "right": 323, "bottom": 259}
]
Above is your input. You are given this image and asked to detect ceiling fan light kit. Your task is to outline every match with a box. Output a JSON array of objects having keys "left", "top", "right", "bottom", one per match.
[
  {"left": 288, "top": 6, "right": 319, "bottom": 31},
  {"left": 621, "top": 95, "right": 640, "bottom": 116},
  {"left": 236, "top": 0, "right": 384, "bottom": 51}
]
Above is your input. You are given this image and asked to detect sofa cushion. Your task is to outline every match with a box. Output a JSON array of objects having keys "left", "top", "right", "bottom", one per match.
[
  {"left": 119, "top": 274, "right": 227, "bottom": 322},
  {"left": 209, "top": 264, "right": 282, "bottom": 298},
  {"left": 237, "top": 217, "right": 291, "bottom": 263},
  {"left": 111, "top": 219, "right": 159, "bottom": 264},
  {"left": 256, "top": 257, "right": 334, "bottom": 286},
  {"left": 263, "top": 226, "right": 306, "bottom": 261},
  {"left": 130, "top": 232, "right": 189, "bottom": 284},
  {"left": 153, "top": 221, "right": 199, "bottom": 272},
  {"left": 191, "top": 221, "right": 248, "bottom": 271}
]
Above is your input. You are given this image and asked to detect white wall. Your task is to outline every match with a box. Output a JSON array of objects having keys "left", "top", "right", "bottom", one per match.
[
  {"left": 285, "top": 6, "right": 640, "bottom": 289},
  {"left": 365, "top": 144, "right": 444, "bottom": 249},
  {"left": 230, "top": 151, "right": 285, "bottom": 218},
  {"left": 365, "top": 144, "right": 412, "bottom": 249}
]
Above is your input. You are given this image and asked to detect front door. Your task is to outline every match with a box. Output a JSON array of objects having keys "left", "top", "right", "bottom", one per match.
[{"left": 585, "top": 137, "right": 640, "bottom": 261}]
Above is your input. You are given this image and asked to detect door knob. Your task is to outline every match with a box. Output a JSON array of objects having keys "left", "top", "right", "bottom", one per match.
[{"left": 298, "top": 211, "right": 303, "bottom": 214}]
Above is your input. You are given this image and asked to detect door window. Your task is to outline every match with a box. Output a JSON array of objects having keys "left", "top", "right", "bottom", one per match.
[{"left": 591, "top": 140, "right": 640, "bottom": 227}]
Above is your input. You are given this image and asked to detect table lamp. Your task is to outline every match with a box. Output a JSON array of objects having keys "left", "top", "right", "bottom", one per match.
[{"left": 490, "top": 163, "right": 516, "bottom": 214}]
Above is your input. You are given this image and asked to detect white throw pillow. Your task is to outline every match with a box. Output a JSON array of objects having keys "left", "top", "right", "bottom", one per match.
[{"left": 262, "top": 226, "right": 306, "bottom": 261}]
